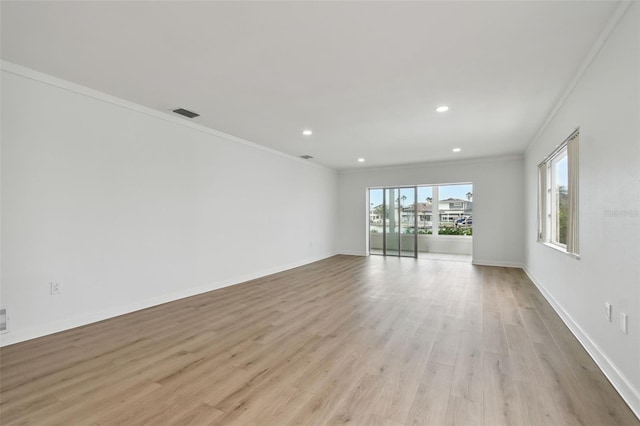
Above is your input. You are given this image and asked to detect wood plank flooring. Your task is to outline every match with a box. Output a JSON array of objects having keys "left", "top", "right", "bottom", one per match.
[{"left": 1, "top": 255, "right": 638, "bottom": 425}]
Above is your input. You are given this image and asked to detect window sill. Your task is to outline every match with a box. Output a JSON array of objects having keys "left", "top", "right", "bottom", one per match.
[{"left": 540, "top": 241, "right": 580, "bottom": 260}]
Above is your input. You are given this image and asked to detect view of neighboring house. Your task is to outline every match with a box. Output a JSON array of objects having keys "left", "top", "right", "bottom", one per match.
[
  {"left": 370, "top": 198, "right": 473, "bottom": 227},
  {"left": 437, "top": 198, "right": 473, "bottom": 223}
]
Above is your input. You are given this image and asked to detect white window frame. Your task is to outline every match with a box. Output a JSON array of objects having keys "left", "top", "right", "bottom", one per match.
[
  {"left": 549, "top": 148, "right": 567, "bottom": 249},
  {"left": 538, "top": 129, "right": 579, "bottom": 256}
]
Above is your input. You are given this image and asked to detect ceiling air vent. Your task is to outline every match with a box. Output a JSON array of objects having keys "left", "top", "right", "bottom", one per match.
[
  {"left": 172, "top": 108, "right": 200, "bottom": 118},
  {"left": 300, "top": 155, "right": 314, "bottom": 160}
]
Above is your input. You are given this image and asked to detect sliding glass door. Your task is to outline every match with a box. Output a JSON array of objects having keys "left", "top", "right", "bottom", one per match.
[
  {"left": 370, "top": 187, "right": 417, "bottom": 258},
  {"left": 370, "top": 183, "right": 473, "bottom": 260}
]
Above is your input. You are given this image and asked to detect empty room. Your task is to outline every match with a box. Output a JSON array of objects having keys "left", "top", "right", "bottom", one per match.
[{"left": 1, "top": 1, "right": 639, "bottom": 425}]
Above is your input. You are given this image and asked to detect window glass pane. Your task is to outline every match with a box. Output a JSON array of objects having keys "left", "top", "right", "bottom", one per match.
[
  {"left": 417, "top": 186, "right": 433, "bottom": 234},
  {"left": 437, "top": 184, "right": 473, "bottom": 236},
  {"left": 553, "top": 152, "right": 568, "bottom": 245}
]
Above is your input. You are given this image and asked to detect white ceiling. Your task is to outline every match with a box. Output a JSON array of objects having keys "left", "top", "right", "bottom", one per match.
[{"left": 1, "top": 1, "right": 619, "bottom": 170}]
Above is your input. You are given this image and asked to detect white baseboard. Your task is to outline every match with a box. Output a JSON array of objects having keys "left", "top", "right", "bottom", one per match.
[
  {"left": 0, "top": 253, "right": 337, "bottom": 347},
  {"left": 471, "top": 259, "right": 523, "bottom": 268},
  {"left": 337, "top": 251, "right": 369, "bottom": 257},
  {"left": 523, "top": 267, "right": 640, "bottom": 420}
]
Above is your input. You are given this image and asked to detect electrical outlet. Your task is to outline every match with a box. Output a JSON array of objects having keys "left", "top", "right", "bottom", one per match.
[
  {"left": 605, "top": 302, "right": 612, "bottom": 321},
  {"left": 50, "top": 282, "right": 62, "bottom": 295},
  {"left": 620, "top": 313, "right": 628, "bottom": 334}
]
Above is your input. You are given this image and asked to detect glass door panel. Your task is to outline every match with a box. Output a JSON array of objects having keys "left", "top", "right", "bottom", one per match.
[
  {"left": 417, "top": 186, "right": 433, "bottom": 234},
  {"left": 399, "top": 187, "right": 417, "bottom": 257},
  {"left": 369, "top": 188, "right": 384, "bottom": 255},
  {"left": 384, "top": 188, "right": 400, "bottom": 256}
]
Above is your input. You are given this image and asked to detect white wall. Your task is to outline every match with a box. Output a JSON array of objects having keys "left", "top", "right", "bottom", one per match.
[
  {"left": 524, "top": 3, "right": 639, "bottom": 416},
  {"left": 0, "top": 63, "right": 338, "bottom": 346},
  {"left": 336, "top": 156, "right": 524, "bottom": 267}
]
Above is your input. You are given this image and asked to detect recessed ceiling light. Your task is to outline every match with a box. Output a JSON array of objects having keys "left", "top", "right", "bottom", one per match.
[
  {"left": 452, "top": 148, "right": 461, "bottom": 152},
  {"left": 435, "top": 105, "right": 449, "bottom": 113},
  {"left": 302, "top": 130, "right": 313, "bottom": 136},
  {"left": 357, "top": 158, "right": 365, "bottom": 163}
]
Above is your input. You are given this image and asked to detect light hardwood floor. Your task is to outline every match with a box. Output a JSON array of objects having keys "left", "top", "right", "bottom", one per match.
[{"left": 1, "top": 255, "right": 638, "bottom": 425}]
